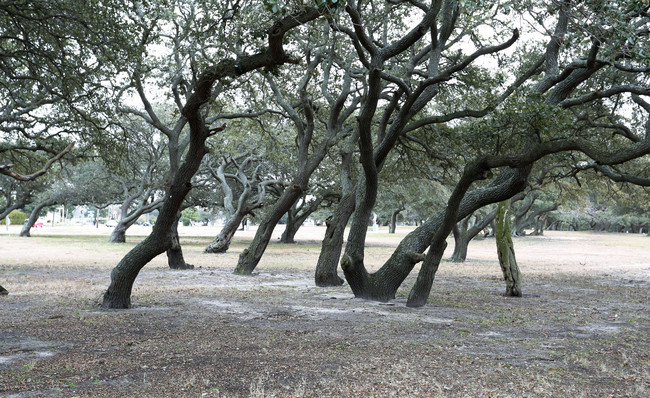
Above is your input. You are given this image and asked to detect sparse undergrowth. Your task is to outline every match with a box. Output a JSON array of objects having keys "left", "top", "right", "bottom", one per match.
[{"left": 1, "top": 229, "right": 649, "bottom": 397}]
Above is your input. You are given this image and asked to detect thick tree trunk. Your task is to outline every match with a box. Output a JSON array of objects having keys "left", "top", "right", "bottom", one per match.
[
  {"left": 343, "top": 167, "right": 530, "bottom": 302},
  {"left": 406, "top": 160, "right": 493, "bottom": 307},
  {"left": 279, "top": 206, "right": 299, "bottom": 244},
  {"left": 167, "top": 218, "right": 193, "bottom": 269},
  {"left": 279, "top": 217, "right": 299, "bottom": 244},
  {"left": 450, "top": 207, "right": 497, "bottom": 262},
  {"left": 20, "top": 201, "right": 54, "bottom": 237},
  {"left": 314, "top": 193, "right": 355, "bottom": 286},
  {"left": 108, "top": 224, "right": 128, "bottom": 243},
  {"left": 205, "top": 212, "right": 244, "bottom": 253},
  {"left": 495, "top": 200, "right": 522, "bottom": 297},
  {"left": 101, "top": 7, "right": 330, "bottom": 309},
  {"left": 0, "top": 284, "right": 7, "bottom": 295},
  {"left": 450, "top": 223, "right": 469, "bottom": 262},
  {"left": 102, "top": 128, "right": 208, "bottom": 308},
  {"left": 235, "top": 185, "right": 304, "bottom": 274}
]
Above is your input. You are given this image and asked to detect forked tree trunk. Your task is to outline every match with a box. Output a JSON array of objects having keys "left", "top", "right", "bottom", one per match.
[
  {"left": 343, "top": 167, "right": 531, "bottom": 302},
  {"left": 450, "top": 207, "right": 497, "bottom": 262},
  {"left": 20, "top": 200, "right": 55, "bottom": 237},
  {"left": 167, "top": 218, "right": 193, "bottom": 269},
  {"left": 205, "top": 212, "right": 244, "bottom": 253},
  {"left": 407, "top": 160, "right": 492, "bottom": 307},
  {"left": 0, "top": 284, "right": 7, "bottom": 295},
  {"left": 314, "top": 193, "right": 355, "bottom": 286},
  {"left": 495, "top": 200, "right": 522, "bottom": 297}
]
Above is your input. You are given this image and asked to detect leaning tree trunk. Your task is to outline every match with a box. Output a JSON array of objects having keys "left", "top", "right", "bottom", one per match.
[
  {"left": 108, "top": 223, "right": 129, "bottom": 243},
  {"left": 495, "top": 200, "right": 522, "bottom": 297},
  {"left": 343, "top": 167, "right": 531, "bottom": 302},
  {"left": 406, "top": 160, "right": 492, "bottom": 307},
  {"left": 450, "top": 207, "right": 497, "bottom": 262},
  {"left": 20, "top": 200, "right": 54, "bottom": 237},
  {"left": 235, "top": 185, "right": 304, "bottom": 274},
  {"left": 205, "top": 212, "right": 245, "bottom": 253},
  {"left": 167, "top": 216, "right": 193, "bottom": 269},
  {"left": 101, "top": 6, "right": 330, "bottom": 309},
  {"left": 0, "top": 284, "right": 7, "bottom": 295},
  {"left": 314, "top": 193, "right": 355, "bottom": 286}
]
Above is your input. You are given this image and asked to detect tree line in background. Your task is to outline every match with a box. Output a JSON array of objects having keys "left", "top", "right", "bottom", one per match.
[{"left": 1, "top": 0, "right": 649, "bottom": 306}]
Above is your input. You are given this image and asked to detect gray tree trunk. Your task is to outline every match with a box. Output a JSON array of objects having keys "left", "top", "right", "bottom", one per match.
[
  {"left": 450, "top": 207, "right": 497, "bottom": 262},
  {"left": 314, "top": 193, "right": 355, "bottom": 286},
  {"left": 344, "top": 167, "right": 530, "bottom": 302},
  {"left": 102, "top": 8, "right": 330, "bottom": 308},
  {"left": 495, "top": 200, "right": 522, "bottom": 297},
  {"left": 205, "top": 212, "right": 244, "bottom": 253},
  {"left": 108, "top": 224, "right": 128, "bottom": 243},
  {"left": 167, "top": 218, "right": 193, "bottom": 269},
  {"left": 388, "top": 208, "right": 402, "bottom": 234},
  {"left": 20, "top": 200, "right": 54, "bottom": 237},
  {"left": 235, "top": 185, "right": 304, "bottom": 274}
]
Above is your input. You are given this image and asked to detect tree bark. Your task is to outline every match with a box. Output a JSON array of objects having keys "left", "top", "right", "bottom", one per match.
[
  {"left": 314, "top": 192, "right": 355, "bottom": 286},
  {"left": 101, "top": 6, "right": 330, "bottom": 308},
  {"left": 388, "top": 207, "right": 403, "bottom": 234},
  {"left": 235, "top": 185, "right": 304, "bottom": 274},
  {"left": 167, "top": 217, "right": 194, "bottom": 269},
  {"left": 20, "top": 200, "right": 55, "bottom": 237},
  {"left": 450, "top": 207, "right": 497, "bottom": 262},
  {"left": 108, "top": 224, "right": 128, "bottom": 243},
  {"left": 407, "top": 159, "right": 493, "bottom": 307},
  {"left": 495, "top": 200, "right": 522, "bottom": 297},
  {"left": 279, "top": 195, "right": 325, "bottom": 243},
  {"left": 344, "top": 167, "right": 530, "bottom": 302},
  {"left": 205, "top": 212, "right": 245, "bottom": 253}
]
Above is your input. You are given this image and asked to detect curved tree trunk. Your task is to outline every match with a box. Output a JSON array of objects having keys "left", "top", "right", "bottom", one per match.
[
  {"left": 0, "top": 284, "right": 7, "bottom": 295},
  {"left": 388, "top": 207, "right": 403, "bottom": 234},
  {"left": 450, "top": 222, "right": 469, "bottom": 262},
  {"left": 279, "top": 218, "right": 299, "bottom": 243},
  {"left": 235, "top": 185, "right": 304, "bottom": 274},
  {"left": 205, "top": 212, "right": 245, "bottom": 253},
  {"left": 343, "top": 167, "right": 531, "bottom": 302},
  {"left": 167, "top": 217, "right": 194, "bottom": 269},
  {"left": 20, "top": 200, "right": 54, "bottom": 237},
  {"left": 279, "top": 205, "right": 299, "bottom": 244},
  {"left": 108, "top": 224, "right": 128, "bottom": 243},
  {"left": 314, "top": 193, "right": 355, "bottom": 286},
  {"left": 450, "top": 207, "right": 497, "bottom": 262},
  {"left": 407, "top": 160, "right": 493, "bottom": 307},
  {"left": 101, "top": 7, "right": 330, "bottom": 309},
  {"left": 496, "top": 200, "right": 522, "bottom": 297}
]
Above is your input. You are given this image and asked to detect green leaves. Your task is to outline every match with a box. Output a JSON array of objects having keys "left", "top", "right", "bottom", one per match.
[{"left": 262, "top": 0, "right": 342, "bottom": 15}]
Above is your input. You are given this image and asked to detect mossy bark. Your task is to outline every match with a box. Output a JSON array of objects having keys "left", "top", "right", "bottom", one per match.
[{"left": 495, "top": 200, "right": 522, "bottom": 297}]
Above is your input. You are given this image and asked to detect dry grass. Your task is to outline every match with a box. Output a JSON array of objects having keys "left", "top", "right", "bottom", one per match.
[{"left": 1, "top": 226, "right": 649, "bottom": 397}]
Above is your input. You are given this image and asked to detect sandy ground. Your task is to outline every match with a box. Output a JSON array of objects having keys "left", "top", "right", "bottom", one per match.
[{"left": 0, "top": 225, "right": 649, "bottom": 397}]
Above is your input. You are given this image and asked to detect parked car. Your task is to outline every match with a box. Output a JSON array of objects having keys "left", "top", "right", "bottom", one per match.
[
  {"left": 33, "top": 222, "right": 44, "bottom": 228},
  {"left": 105, "top": 220, "right": 118, "bottom": 227}
]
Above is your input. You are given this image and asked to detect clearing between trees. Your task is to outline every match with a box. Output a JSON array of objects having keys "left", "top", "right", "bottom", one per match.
[{"left": 1, "top": 226, "right": 649, "bottom": 397}]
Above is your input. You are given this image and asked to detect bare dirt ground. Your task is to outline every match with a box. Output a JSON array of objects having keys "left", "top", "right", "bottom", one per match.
[{"left": 1, "top": 225, "right": 649, "bottom": 397}]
